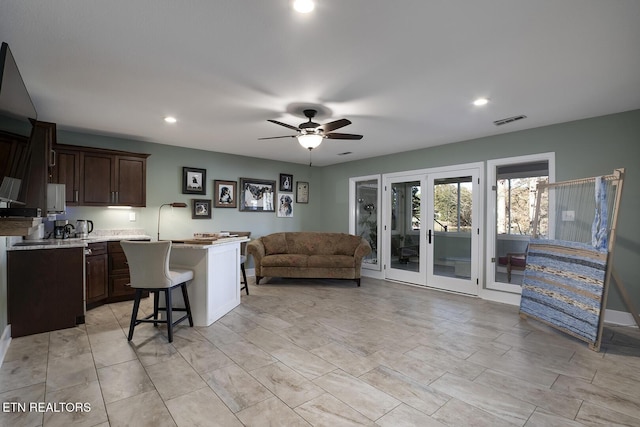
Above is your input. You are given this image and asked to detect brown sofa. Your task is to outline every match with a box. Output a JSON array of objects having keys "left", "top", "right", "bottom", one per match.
[{"left": 247, "top": 232, "right": 371, "bottom": 286}]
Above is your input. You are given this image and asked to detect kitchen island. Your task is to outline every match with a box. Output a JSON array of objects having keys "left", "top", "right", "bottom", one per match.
[{"left": 169, "top": 236, "right": 249, "bottom": 327}]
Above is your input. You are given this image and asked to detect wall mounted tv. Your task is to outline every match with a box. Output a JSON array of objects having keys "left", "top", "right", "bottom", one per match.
[{"left": 0, "top": 41, "right": 38, "bottom": 204}]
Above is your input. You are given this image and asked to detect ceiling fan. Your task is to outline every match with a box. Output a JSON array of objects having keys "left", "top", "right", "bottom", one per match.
[{"left": 259, "top": 109, "right": 363, "bottom": 150}]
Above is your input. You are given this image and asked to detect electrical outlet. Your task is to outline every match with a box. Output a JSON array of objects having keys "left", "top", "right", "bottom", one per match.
[
  {"left": 562, "top": 210, "right": 575, "bottom": 221},
  {"left": 129, "top": 212, "right": 136, "bottom": 222}
]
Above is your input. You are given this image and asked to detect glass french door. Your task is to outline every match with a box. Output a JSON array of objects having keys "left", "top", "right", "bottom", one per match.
[
  {"left": 349, "top": 175, "right": 381, "bottom": 271},
  {"left": 384, "top": 167, "right": 480, "bottom": 295},
  {"left": 425, "top": 169, "right": 479, "bottom": 295},
  {"left": 384, "top": 174, "right": 427, "bottom": 285}
]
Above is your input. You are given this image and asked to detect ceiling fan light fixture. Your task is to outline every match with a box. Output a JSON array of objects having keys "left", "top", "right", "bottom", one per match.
[
  {"left": 293, "top": 0, "right": 315, "bottom": 13},
  {"left": 298, "top": 133, "right": 323, "bottom": 149}
]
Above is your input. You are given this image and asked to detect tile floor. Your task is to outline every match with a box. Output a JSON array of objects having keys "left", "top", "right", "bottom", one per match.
[{"left": 1, "top": 277, "right": 640, "bottom": 426}]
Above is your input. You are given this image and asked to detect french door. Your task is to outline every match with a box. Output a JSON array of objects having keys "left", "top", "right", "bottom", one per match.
[{"left": 383, "top": 166, "right": 481, "bottom": 295}]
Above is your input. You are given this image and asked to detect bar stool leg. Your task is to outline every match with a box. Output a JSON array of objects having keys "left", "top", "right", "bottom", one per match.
[
  {"left": 180, "top": 283, "right": 194, "bottom": 327},
  {"left": 153, "top": 291, "right": 160, "bottom": 326},
  {"left": 241, "top": 263, "right": 249, "bottom": 295},
  {"left": 128, "top": 289, "right": 142, "bottom": 341},
  {"left": 165, "top": 289, "right": 173, "bottom": 343}
]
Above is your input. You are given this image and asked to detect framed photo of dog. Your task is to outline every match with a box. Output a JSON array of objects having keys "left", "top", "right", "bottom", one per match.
[
  {"left": 277, "top": 193, "right": 294, "bottom": 217},
  {"left": 239, "top": 178, "right": 276, "bottom": 212},
  {"left": 214, "top": 180, "right": 237, "bottom": 208},
  {"left": 183, "top": 167, "right": 206, "bottom": 195},
  {"left": 192, "top": 199, "right": 212, "bottom": 219}
]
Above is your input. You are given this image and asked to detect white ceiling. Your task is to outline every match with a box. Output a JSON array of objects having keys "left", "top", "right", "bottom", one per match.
[{"left": 1, "top": 1, "right": 639, "bottom": 166}]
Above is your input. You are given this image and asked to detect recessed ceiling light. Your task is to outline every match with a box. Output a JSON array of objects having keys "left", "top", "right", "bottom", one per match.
[
  {"left": 164, "top": 116, "right": 177, "bottom": 124},
  {"left": 293, "top": 0, "right": 315, "bottom": 13},
  {"left": 473, "top": 98, "right": 489, "bottom": 106}
]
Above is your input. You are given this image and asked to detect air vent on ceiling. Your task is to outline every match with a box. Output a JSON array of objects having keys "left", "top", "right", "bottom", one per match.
[{"left": 493, "top": 115, "right": 527, "bottom": 126}]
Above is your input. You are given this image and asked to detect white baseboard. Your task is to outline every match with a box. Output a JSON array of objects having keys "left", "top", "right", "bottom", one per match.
[{"left": 0, "top": 325, "right": 11, "bottom": 368}]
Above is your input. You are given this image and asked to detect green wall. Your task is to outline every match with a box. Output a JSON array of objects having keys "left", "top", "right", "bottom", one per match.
[{"left": 315, "top": 109, "right": 640, "bottom": 312}]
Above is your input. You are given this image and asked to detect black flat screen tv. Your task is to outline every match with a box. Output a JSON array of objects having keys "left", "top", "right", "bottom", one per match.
[{"left": 0, "top": 41, "right": 37, "bottom": 204}]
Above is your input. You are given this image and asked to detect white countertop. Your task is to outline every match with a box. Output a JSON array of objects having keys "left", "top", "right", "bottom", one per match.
[
  {"left": 7, "top": 234, "right": 152, "bottom": 251},
  {"left": 170, "top": 236, "right": 249, "bottom": 249}
]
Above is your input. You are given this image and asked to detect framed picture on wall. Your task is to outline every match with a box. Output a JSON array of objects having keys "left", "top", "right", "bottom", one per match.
[
  {"left": 192, "top": 199, "right": 212, "bottom": 219},
  {"left": 239, "top": 177, "right": 276, "bottom": 212},
  {"left": 213, "top": 180, "right": 237, "bottom": 208},
  {"left": 279, "top": 173, "right": 293, "bottom": 192},
  {"left": 277, "top": 193, "right": 294, "bottom": 217},
  {"left": 183, "top": 167, "right": 207, "bottom": 195},
  {"left": 296, "top": 181, "right": 309, "bottom": 203}
]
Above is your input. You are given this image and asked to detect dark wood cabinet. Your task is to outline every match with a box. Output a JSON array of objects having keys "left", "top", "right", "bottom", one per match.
[
  {"left": 50, "top": 147, "right": 81, "bottom": 205},
  {"left": 114, "top": 155, "right": 146, "bottom": 206},
  {"left": 7, "top": 247, "right": 85, "bottom": 337},
  {"left": 85, "top": 240, "right": 149, "bottom": 310},
  {"left": 50, "top": 144, "right": 149, "bottom": 207},
  {"left": 86, "top": 242, "right": 108, "bottom": 308},
  {"left": 80, "top": 151, "right": 115, "bottom": 206},
  {"left": 107, "top": 241, "right": 148, "bottom": 303}
]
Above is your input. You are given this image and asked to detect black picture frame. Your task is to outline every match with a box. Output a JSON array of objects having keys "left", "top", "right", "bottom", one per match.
[
  {"left": 213, "top": 180, "right": 237, "bottom": 208},
  {"left": 183, "top": 167, "right": 207, "bottom": 195},
  {"left": 192, "top": 199, "right": 212, "bottom": 219},
  {"left": 239, "top": 177, "right": 276, "bottom": 212},
  {"left": 296, "top": 181, "right": 309, "bottom": 204},
  {"left": 279, "top": 173, "right": 293, "bottom": 192}
]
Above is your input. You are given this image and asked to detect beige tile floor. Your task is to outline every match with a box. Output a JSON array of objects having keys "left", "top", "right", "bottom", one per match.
[{"left": 1, "top": 277, "right": 640, "bottom": 426}]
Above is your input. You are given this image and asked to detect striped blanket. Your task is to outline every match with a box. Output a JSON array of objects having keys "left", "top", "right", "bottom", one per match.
[{"left": 519, "top": 239, "right": 608, "bottom": 344}]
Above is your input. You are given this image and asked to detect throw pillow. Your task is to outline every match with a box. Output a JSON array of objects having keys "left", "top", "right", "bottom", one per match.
[{"left": 262, "top": 233, "right": 288, "bottom": 255}]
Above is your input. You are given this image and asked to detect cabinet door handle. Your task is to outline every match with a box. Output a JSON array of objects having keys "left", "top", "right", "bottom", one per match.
[
  {"left": 74, "top": 190, "right": 79, "bottom": 202},
  {"left": 49, "top": 150, "right": 56, "bottom": 167}
]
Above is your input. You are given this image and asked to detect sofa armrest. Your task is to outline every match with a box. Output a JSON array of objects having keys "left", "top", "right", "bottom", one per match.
[
  {"left": 354, "top": 239, "right": 372, "bottom": 263},
  {"left": 247, "top": 239, "right": 266, "bottom": 275}
]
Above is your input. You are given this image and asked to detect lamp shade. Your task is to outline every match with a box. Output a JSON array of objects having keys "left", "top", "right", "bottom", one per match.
[{"left": 298, "top": 134, "right": 324, "bottom": 149}]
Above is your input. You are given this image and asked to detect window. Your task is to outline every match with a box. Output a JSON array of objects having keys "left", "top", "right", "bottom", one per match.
[
  {"left": 433, "top": 177, "right": 473, "bottom": 232},
  {"left": 496, "top": 162, "right": 548, "bottom": 237}
]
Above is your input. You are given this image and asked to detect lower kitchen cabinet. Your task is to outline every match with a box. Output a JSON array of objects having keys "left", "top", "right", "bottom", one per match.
[
  {"left": 107, "top": 240, "right": 149, "bottom": 303},
  {"left": 8, "top": 247, "right": 85, "bottom": 337},
  {"left": 85, "top": 240, "right": 148, "bottom": 310},
  {"left": 86, "top": 242, "right": 108, "bottom": 308}
]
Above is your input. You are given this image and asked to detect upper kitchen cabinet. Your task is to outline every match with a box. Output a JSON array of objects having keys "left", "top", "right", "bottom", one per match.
[
  {"left": 21, "top": 121, "right": 56, "bottom": 213},
  {"left": 50, "top": 146, "right": 80, "bottom": 205},
  {"left": 51, "top": 144, "right": 149, "bottom": 207}
]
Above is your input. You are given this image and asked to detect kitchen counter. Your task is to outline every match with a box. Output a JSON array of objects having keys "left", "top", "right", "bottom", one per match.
[
  {"left": 169, "top": 237, "right": 249, "bottom": 326},
  {"left": 7, "top": 231, "right": 152, "bottom": 250}
]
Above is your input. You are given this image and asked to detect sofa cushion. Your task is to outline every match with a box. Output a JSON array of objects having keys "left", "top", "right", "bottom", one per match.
[
  {"left": 262, "top": 254, "right": 308, "bottom": 268},
  {"left": 307, "top": 255, "right": 355, "bottom": 268},
  {"left": 262, "top": 233, "right": 288, "bottom": 255}
]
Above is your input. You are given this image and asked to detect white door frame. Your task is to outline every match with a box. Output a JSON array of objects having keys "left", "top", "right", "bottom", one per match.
[{"left": 382, "top": 162, "right": 484, "bottom": 295}]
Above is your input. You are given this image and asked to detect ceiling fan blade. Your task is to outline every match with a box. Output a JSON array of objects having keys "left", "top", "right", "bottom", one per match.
[
  {"left": 325, "top": 132, "right": 363, "bottom": 140},
  {"left": 321, "top": 118, "right": 351, "bottom": 133},
  {"left": 258, "top": 135, "right": 297, "bottom": 140},
  {"left": 267, "top": 119, "right": 300, "bottom": 131}
]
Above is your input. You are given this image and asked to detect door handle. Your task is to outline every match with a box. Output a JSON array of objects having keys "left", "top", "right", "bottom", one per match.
[{"left": 428, "top": 229, "right": 432, "bottom": 244}]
